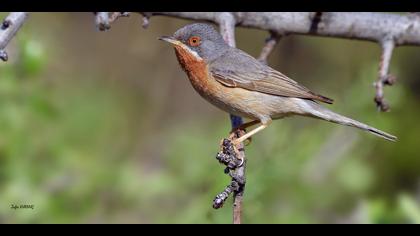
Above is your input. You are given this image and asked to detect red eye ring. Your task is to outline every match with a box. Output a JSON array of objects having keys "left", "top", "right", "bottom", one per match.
[{"left": 188, "top": 36, "right": 201, "bottom": 47}]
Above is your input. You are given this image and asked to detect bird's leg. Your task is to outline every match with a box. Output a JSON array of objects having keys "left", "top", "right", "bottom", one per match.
[
  {"left": 224, "top": 119, "right": 271, "bottom": 166},
  {"left": 230, "top": 120, "right": 260, "bottom": 133},
  {"left": 232, "top": 119, "right": 271, "bottom": 146},
  {"left": 229, "top": 120, "right": 259, "bottom": 145}
]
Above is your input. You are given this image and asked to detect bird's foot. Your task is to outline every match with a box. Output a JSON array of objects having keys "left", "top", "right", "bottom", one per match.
[
  {"left": 229, "top": 129, "right": 252, "bottom": 146},
  {"left": 229, "top": 129, "right": 246, "bottom": 166}
]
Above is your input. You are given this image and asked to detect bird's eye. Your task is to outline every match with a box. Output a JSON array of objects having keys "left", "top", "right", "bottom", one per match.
[{"left": 188, "top": 36, "right": 201, "bottom": 47}]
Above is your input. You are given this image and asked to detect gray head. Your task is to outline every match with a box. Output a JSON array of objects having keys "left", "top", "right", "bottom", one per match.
[{"left": 159, "top": 23, "right": 230, "bottom": 62}]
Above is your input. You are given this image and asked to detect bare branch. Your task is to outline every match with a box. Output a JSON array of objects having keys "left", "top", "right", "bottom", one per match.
[
  {"left": 258, "top": 31, "right": 282, "bottom": 64},
  {"left": 95, "top": 12, "right": 132, "bottom": 31},
  {"left": 147, "top": 12, "right": 420, "bottom": 46},
  {"left": 375, "top": 39, "right": 396, "bottom": 112},
  {"left": 0, "top": 12, "right": 28, "bottom": 62}
]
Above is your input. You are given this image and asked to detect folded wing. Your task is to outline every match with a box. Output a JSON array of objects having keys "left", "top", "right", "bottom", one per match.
[{"left": 210, "top": 48, "right": 334, "bottom": 104}]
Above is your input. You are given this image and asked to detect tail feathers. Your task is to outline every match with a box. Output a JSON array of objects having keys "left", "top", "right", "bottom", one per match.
[
  {"left": 303, "top": 101, "right": 397, "bottom": 141},
  {"left": 359, "top": 122, "right": 397, "bottom": 141}
]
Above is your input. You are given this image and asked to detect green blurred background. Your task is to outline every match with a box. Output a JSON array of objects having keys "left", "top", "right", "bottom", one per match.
[{"left": 0, "top": 12, "right": 420, "bottom": 224}]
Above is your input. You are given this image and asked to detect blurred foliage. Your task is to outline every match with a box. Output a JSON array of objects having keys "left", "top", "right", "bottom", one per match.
[{"left": 0, "top": 13, "right": 420, "bottom": 223}]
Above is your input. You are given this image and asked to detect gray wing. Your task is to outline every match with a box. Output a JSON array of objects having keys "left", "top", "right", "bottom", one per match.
[{"left": 209, "top": 47, "right": 333, "bottom": 104}]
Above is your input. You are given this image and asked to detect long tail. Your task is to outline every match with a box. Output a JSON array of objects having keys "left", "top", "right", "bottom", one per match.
[{"left": 301, "top": 100, "right": 397, "bottom": 141}]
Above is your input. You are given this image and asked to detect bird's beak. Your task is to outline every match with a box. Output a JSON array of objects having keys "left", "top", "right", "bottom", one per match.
[
  {"left": 159, "top": 35, "right": 203, "bottom": 61},
  {"left": 158, "top": 36, "right": 183, "bottom": 46}
]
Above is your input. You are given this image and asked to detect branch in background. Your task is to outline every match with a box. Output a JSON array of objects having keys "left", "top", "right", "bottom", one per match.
[
  {"left": 95, "top": 12, "right": 130, "bottom": 31},
  {"left": 216, "top": 12, "right": 236, "bottom": 47},
  {"left": 95, "top": 12, "right": 149, "bottom": 30},
  {"left": 0, "top": 12, "right": 28, "bottom": 62},
  {"left": 375, "top": 40, "right": 396, "bottom": 112},
  {"left": 109, "top": 12, "right": 130, "bottom": 24},
  {"left": 258, "top": 31, "right": 281, "bottom": 65},
  {"left": 101, "top": 12, "right": 420, "bottom": 46}
]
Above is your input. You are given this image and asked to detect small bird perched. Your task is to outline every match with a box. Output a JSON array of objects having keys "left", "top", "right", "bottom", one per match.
[{"left": 159, "top": 23, "right": 397, "bottom": 147}]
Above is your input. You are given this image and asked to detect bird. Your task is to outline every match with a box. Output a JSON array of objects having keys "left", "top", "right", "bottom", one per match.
[{"left": 159, "top": 23, "right": 397, "bottom": 148}]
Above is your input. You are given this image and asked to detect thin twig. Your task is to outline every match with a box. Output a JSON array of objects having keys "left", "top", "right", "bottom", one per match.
[
  {"left": 109, "top": 12, "right": 130, "bottom": 24},
  {"left": 0, "top": 12, "right": 28, "bottom": 62},
  {"left": 374, "top": 39, "right": 396, "bottom": 112},
  {"left": 96, "top": 12, "right": 132, "bottom": 31},
  {"left": 258, "top": 31, "right": 281, "bottom": 65}
]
